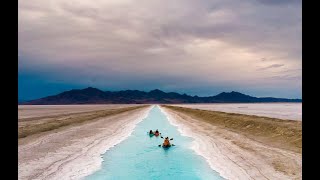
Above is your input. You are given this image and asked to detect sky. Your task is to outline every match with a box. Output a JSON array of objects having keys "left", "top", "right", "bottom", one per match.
[{"left": 18, "top": 0, "right": 302, "bottom": 100}]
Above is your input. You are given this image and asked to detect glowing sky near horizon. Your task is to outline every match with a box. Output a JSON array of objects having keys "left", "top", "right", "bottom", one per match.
[{"left": 18, "top": 0, "right": 301, "bottom": 100}]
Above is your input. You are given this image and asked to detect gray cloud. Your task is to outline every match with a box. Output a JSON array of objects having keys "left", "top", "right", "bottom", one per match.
[{"left": 18, "top": 0, "right": 302, "bottom": 98}]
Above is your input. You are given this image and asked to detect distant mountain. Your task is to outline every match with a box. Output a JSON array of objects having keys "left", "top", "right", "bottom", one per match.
[{"left": 21, "top": 87, "right": 302, "bottom": 105}]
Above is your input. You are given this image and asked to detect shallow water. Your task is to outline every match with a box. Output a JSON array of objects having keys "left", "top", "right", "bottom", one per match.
[{"left": 86, "top": 106, "right": 223, "bottom": 180}]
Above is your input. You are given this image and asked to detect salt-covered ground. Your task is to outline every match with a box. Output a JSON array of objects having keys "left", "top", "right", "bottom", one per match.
[
  {"left": 18, "top": 105, "right": 152, "bottom": 180},
  {"left": 161, "top": 106, "right": 302, "bottom": 180},
  {"left": 172, "top": 103, "right": 302, "bottom": 121},
  {"left": 18, "top": 103, "right": 301, "bottom": 180},
  {"left": 18, "top": 104, "right": 141, "bottom": 119}
]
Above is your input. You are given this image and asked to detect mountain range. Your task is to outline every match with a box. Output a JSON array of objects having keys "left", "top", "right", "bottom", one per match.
[{"left": 20, "top": 87, "right": 302, "bottom": 105}]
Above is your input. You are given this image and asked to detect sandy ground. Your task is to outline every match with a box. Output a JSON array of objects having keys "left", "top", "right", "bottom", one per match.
[
  {"left": 18, "top": 105, "right": 152, "bottom": 180},
  {"left": 161, "top": 106, "right": 302, "bottom": 180},
  {"left": 172, "top": 103, "right": 302, "bottom": 121},
  {"left": 18, "top": 104, "right": 141, "bottom": 119}
]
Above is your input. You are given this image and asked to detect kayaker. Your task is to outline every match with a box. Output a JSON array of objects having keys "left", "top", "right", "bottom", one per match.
[
  {"left": 154, "top": 129, "right": 160, "bottom": 136},
  {"left": 149, "top": 130, "right": 154, "bottom": 134},
  {"left": 163, "top": 137, "right": 171, "bottom": 147}
]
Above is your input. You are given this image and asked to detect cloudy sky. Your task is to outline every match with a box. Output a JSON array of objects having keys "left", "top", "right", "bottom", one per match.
[{"left": 18, "top": 0, "right": 301, "bottom": 100}]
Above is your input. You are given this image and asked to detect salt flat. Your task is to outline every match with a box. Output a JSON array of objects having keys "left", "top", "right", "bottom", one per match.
[
  {"left": 172, "top": 103, "right": 302, "bottom": 121},
  {"left": 18, "top": 104, "right": 141, "bottom": 119},
  {"left": 18, "top": 104, "right": 301, "bottom": 180},
  {"left": 162, "top": 105, "right": 302, "bottom": 180},
  {"left": 18, "top": 105, "right": 151, "bottom": 180}
]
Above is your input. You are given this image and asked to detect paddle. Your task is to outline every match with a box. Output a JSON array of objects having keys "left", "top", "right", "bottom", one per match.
[
  {"left": 158, "top": 144, "right": 175, "bottom": 147},
  {"left": 160, "top": 136, "right": 173, "bottom": 140}
]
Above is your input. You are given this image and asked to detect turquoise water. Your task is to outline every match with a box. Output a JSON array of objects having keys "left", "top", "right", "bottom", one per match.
[{"left": 86, "top": 106, "right": 223, "bottom": 180}]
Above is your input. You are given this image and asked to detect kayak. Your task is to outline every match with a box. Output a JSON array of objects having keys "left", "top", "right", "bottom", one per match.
[
  {"left": 149, "top": 133, "right": 154, "bottom": 137},
  {"left": 162, "top": 144, "right": 172, "bottom": 148},
  {"left": 154, "top": 132, "right": 160, "bottom": 136}
]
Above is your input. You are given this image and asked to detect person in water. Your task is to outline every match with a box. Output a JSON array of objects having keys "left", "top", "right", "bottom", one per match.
[{"left": 163, "top": 137, "right": 171, "bottom": 147}]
